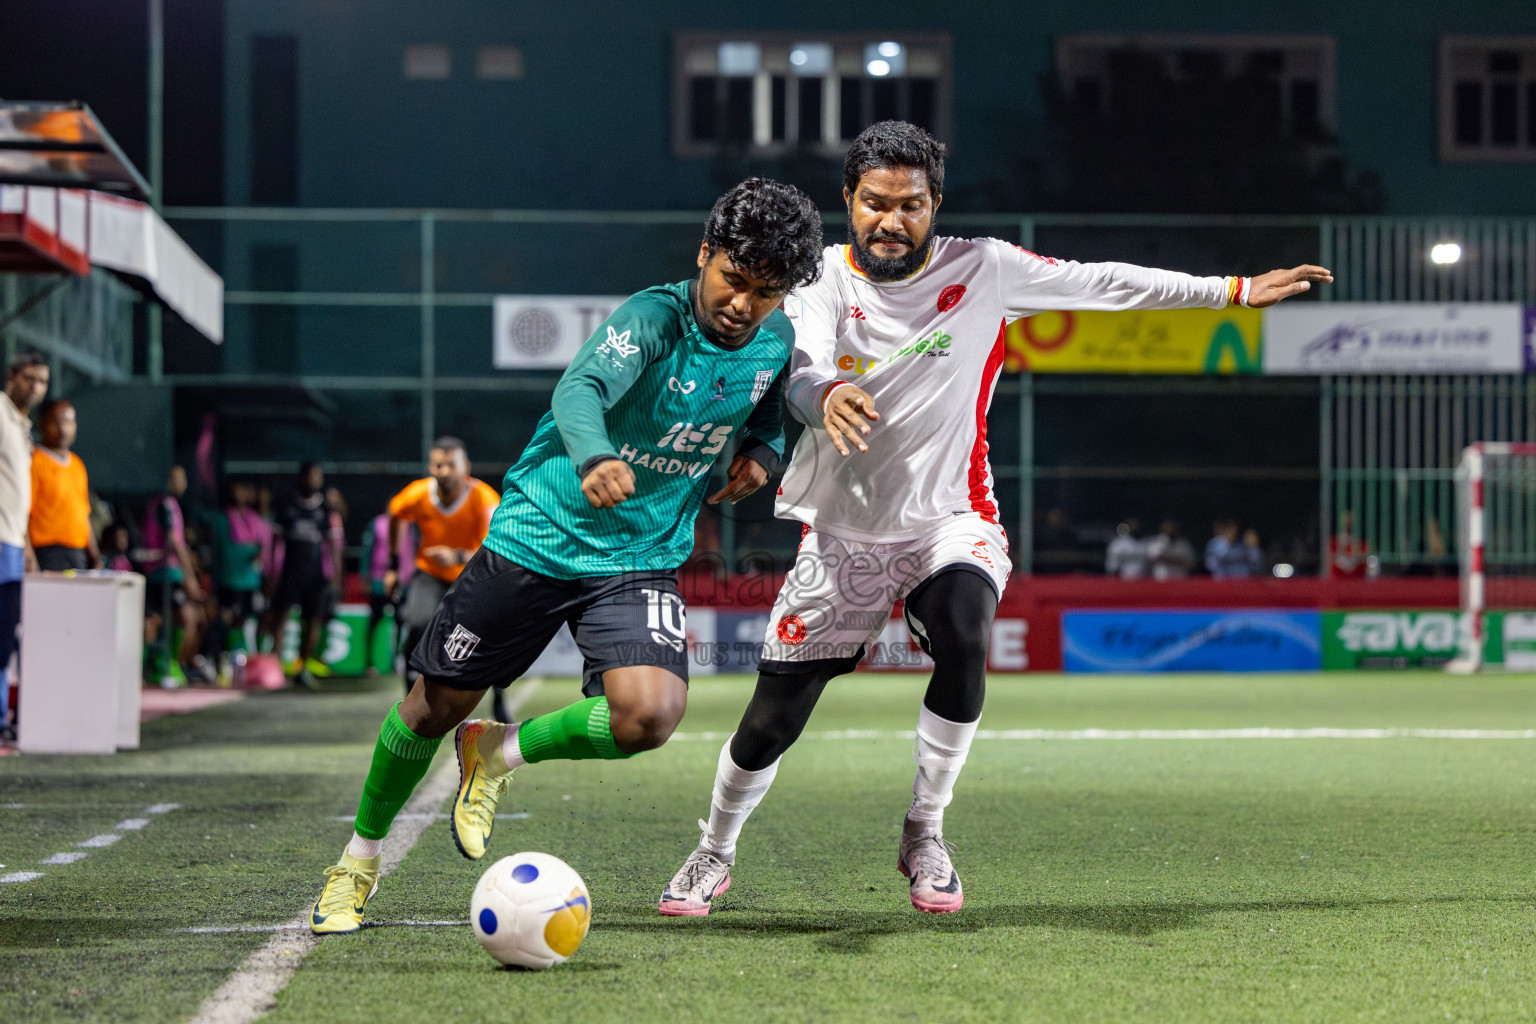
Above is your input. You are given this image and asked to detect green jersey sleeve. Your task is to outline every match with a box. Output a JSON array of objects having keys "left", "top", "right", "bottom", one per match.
[
  {"left": 550, "top": 297, "right": 673, "bottom": 475},
  {"left": 734, "top": 362, "right": 788, "bottom": 474}
]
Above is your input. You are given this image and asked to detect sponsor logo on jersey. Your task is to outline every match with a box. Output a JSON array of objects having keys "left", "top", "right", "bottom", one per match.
[
  {"left": 596, "top": 325, "right": 640, "bottom": 363},
  {"left": 711, "top": 377, "right": 727, "bottom": 401},
  {"left": 443, "top": 624, "right": 481, "bottom": 661},
  {"left": 751, "top": 369, "right": 773, "bottom": 402},
  {"left": 937, "top": 284, "right": 967, "bottom": 312},
  {"left": 668, "top": 377, "right": 696, "bottom": 393},
  {"left": 835, "top": 329, "right": 953, "bottom": 375},
  {"left": 777, "top": 614, "right": 808, "bottom": 646},
  {"left": 614, "top": 421, "right": 736, "bottom": 477},
  {"left": 850, "top": 306, "right": 866, "bottom": 320}
]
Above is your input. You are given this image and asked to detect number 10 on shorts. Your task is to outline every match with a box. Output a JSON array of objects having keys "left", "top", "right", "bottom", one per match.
[{"left": 641, "top": 588, "right": 687, "bottom": 652}]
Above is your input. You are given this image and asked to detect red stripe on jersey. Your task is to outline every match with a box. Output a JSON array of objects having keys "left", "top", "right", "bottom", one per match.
[{"left": 968, "top": 321, "right": 1008, "bottom": 523}]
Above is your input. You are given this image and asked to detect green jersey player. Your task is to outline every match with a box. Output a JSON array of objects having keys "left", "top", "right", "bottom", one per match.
[{"left": 311, "top": 178, "right": 825, "bottom": 933}]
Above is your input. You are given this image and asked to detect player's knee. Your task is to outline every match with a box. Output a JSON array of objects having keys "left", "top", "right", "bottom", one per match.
[{"left": 610, "top": 696, "right": 685, "bottom": 754}]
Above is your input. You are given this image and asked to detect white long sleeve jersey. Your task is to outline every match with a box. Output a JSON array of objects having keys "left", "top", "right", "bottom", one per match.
[{"left": 777, "top": 237, "right": 1242, "bottom": 543}]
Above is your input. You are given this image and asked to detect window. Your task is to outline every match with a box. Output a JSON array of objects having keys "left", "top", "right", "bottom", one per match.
[
  {"left": 673, "top": 33, "right": 950, "bottom": 156},
  {"left": 1056, "top": 34, "right": 1334, "bottom": 138},
  {"left": 476, "top": 46, "right": 524, "bottom": 81},
  {"left": 403, "top": 44, "right": 451, "bottom": 81},
  {"left": 1440, "top": 37, "right": 1536, "bottom": 161}
]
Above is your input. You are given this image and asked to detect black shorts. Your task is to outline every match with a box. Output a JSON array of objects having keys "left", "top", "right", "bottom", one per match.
[
  {"left": 35, "top": 545, "right": 88, "bottom": 572},
  {"left": 408, "top": 547, "right": 690, "bottom": 696},
  {"left": 217, "top": 586, "right": 261, "bottom": 624},
  {"left": 270, "top": 572, "right": 336, "bottom": 621}
]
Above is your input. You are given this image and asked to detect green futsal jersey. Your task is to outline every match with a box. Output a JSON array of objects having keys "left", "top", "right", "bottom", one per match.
[{"left": 484, "top": 280, "right": 793, "bottom": 578}]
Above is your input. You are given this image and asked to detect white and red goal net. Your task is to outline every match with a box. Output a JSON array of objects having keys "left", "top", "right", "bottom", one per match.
[{"left": 1453, "top": 442, "right": 1536, "bottom": 672}]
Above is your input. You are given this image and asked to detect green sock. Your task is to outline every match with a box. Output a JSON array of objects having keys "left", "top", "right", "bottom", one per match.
[
  {"left": 516, "top": 696, "right": 633, "bottom": 764},
  {"left": 352, "top": 703, "right": 443, "bottom": 841}
]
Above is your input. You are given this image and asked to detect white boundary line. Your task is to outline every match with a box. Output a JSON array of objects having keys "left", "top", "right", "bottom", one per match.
[
  {"left": 0, "top": 802, "right": 183, "bottom": 883},
  {"left": 668, "top": 727, "right": 1536, "bottom": 742},
  {"left": 187, "top": 680, "right": 541, "bottom": 1024}
]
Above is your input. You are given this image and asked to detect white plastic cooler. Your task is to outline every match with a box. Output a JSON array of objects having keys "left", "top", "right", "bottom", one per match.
[{"left": 18, "top": 571, "right": 145, "bottom": 754}]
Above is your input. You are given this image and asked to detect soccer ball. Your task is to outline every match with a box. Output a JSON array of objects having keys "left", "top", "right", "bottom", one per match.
[{"left": 470, "top": 852, "right": 591, "bottom": 969}]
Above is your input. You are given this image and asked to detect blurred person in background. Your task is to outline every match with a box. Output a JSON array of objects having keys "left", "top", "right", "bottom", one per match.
[
  {"left": 384, "top": 437, "right": 499, "bottom": 695},
  {"left": 1105, "top": 515, "right": 1149, "bottom": 579},
  {"left": 0, "top": 352, "right": 48, "bottom": 739},
  {"left": 1146, "top": 519, "right": 1196, "bottom": 580},
  {"left": 144, "top": 465, "right": 212, "bottom": 683},
  {"left": 360, "top": 508, "right": 414, "bottom": 678},
  {"left": 260, "top": 463, "right": 344, "bottom": 688},
  {"left": 29, "top": 399, "right": 101, "bottom": 572},
  {"left": 207, "top": 479, "right": 271, "bottom": 660},
  {"left": 1205, "top": 518, "right": 1241, "bottom": 579},
  {"left": 101, "top": 521, "right": 135, "bottom": 573},
  {"left": 1240, "top": 527, "right": 1267, "bottom": 576},
  {"left": 1330, "top": 509, "right": 1369, "bottom": 578}
]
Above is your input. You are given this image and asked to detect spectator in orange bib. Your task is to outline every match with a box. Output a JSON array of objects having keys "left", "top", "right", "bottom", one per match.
[
  {"left": 385, "top": 436, "right": 500, "bottom": 690},
  {"left": 29, "top": 400, "right": 102, "bottom": 572}
]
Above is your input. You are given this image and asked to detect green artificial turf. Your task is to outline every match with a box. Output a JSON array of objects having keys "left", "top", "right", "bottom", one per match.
[{"left": 6, "top": 673, "right": 1536, "bottom": 1022}]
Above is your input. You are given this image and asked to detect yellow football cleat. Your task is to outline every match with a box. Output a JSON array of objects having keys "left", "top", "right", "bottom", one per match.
[
  {"left": 452, "top": 719, "right": 510, "bottom": 860},
  {"left": 304, "top": 657, "right": 335, "bottom": 678},
  {"left": 310, "top": 852, "right": 380, "bottom": 934}
]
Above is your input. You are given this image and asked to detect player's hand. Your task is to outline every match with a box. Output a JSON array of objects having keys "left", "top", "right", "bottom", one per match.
[
  {"left": 184, "top": 577, "right": 204, "bottom": 602},
  {"left": 1246, "top": 265, "right": 1334, "bottom": 307},
  {"left": 581, "top": 458, "right": 636, "bottom": 509},
  {"left": 823, "top": 385, "right": 880, "bottom": 457},
  {"left": 707, "top": 455, "right": 768, "bottom": 505},
  {"left": 423, "top": 545, "right": 457, "bottom": 568},
  {"left": 382, "top": 570, "right": 399, "bottom": 595}
]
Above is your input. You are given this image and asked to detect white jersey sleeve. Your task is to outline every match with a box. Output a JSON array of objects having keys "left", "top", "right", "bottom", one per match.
[
  {"left": 992, "top": 240, "right": 1233, "bottom": 319},
  {"left": 783, "top": 256, "right": 847, "bottom": 427}
]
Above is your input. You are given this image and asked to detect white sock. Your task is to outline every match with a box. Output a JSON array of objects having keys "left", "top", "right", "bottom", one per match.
[
  {"left": 908, "top": 704, "right": 980, "bottom": 829},
  {"left": 699, "top": 736, "right": 780, "bottom": 863},
  {"left": 501, "top": 722, "right": 526, "bottom": 771},
  {"left": 346, "top": 832, "right": 382, "bottom": 859}
]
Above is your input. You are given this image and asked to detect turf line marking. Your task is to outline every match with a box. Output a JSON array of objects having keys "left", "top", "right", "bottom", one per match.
[
  {"left": 41, "top": 851, "right": 88, "bottom": 865},
  {"left": 669, "top": 727, "right": 1536, "bottom": 742},
  {"left": 116, "top": 818, "right": 151, "bottom": 831},
  {"left": 0, "top": 871, "right": 43, "bottom": 883},
  {"left": 147, "top": 802, "right": 181, "bottom": 815},
  {"left": 326, "top": 812, "right": 529, "bottom": 822},
  {"left": 181, "top": 920, "right": 466, "bottom": 934},
  {"left": 187, "top": 679, "right": 543, "bottom": 1024},
  {"left": 79, "top": 833, "right": 122, "bottom": 848}
]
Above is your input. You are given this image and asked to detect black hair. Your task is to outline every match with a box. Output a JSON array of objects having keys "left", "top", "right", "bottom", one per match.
[
  {"left": 298, "top": 460, "right": 321, "bottom": 479},
  {"left": 431, "top": 435, "right": 467, "bottom": 455},
  {"left": 843, "top": 120, "right": 948, "bottom": 199},
  {"left": 702, "top": 177, "right": 824, "bottom": 290},
  {"left": 37, "top": 398, "right": 71, "bottom": 420},
  {"left": 7, "top": 351, "right": 47, "bottom": 376}
]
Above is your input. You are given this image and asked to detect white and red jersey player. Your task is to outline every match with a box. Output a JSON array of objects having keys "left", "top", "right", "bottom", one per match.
[{"left": 760, "top": 236, "right": 1250, "bottom": 664}]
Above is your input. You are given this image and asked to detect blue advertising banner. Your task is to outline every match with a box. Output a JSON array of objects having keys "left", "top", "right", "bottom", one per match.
[{"left": 1062, "top": 609, "right": 1322, "bottom": 673}]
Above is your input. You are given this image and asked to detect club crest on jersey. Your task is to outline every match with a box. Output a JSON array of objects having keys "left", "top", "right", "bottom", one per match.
[
  {"left": 751, "top": 369, "right": 773, "bottom": 402},
  {"left": 937, "top": 284, "right": 966, "bottom": 312},
  {"left": 776, "top": 614, "right": 808, "bottom": 647},
  {"left": 443, "top": 624, "right": 481, "bottom": 662},
  {"left": 596, "top": 325, "right": 639, "bottom": 363}
]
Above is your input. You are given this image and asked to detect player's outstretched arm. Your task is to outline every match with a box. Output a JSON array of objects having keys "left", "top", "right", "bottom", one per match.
[
  {"left": 1245, "top": 265, "right": 1334, "bottom": 308},
  {"left": 706, "top": 455, "right": 768, "bottom": 506},
  {"left": 581, "top": 458, "right": 636, "bottom": 509},
  {"left": 823, "top": 384, "right": 880, "bottom": 457}
]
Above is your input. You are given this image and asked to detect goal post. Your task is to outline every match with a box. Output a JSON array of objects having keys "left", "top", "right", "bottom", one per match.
[{"left": 1450, "top": 442, "right": 1536, "bottom": 674}]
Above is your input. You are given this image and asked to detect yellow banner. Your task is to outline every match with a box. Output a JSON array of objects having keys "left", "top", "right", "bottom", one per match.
[{"left": 1003, "top": 307, "right": 1263, "bottom": 374}]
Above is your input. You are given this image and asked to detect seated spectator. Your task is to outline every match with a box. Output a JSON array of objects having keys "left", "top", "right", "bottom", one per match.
[
  {"left": 29, "top": 400, "right": 102, "bottom": 571},
  {"left": 1105, "top": 516, "right": 1150, "bottom": 579},
  {"left": 1239, "top": 528, "right": 1267, "bottom": 576},
  {"left": 1146, "top": 519, "right": 1196, "bottom": 580},
  {"left": 1205, "top": 518, "right": 1255, "bottom": 579},
  {"left": 100, "top": 522, "right": 135, "bottom": 573},
  {"left": 1329, "top": 509, "right": 1369, "bottom": 578}
]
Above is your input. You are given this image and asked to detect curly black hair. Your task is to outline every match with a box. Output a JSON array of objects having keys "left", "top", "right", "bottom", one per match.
[
  {"left": 843, "top": 120, "right": 948, "bottom": 199},
  {"left": 703, "top": 177, "right": 824, "bottom": 290}
]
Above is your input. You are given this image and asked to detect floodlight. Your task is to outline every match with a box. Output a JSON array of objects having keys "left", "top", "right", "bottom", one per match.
[{"left": 1430, "top": 242, "right": 1462, "bottom": 265}]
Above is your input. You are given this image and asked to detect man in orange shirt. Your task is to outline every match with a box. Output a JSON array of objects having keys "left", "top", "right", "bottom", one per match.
[
  {"left": 385, "top": 436, "right": 499, "bottom": 692},
  {"left": 29, "top": 400, "right": 101, "bottom": 572}
]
